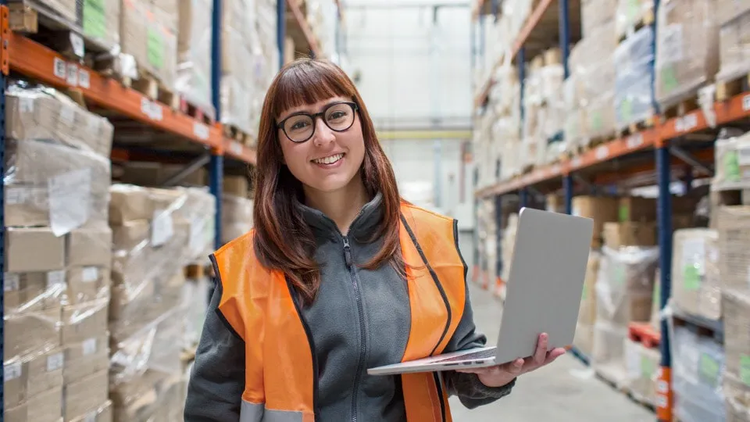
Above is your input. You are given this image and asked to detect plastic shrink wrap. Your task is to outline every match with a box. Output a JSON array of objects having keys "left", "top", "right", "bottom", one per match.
[
  {"left": 714, "top": 131, "right": 750, "bottom": 191},
  {"left": 614, "top": 26, "right": 655, "bottom": 130},
  {"left": 717, "top": 10, "right": 750, "bottom": 84},
  {"left": 624, "top": 337, "right": 659, "bottom": 406},
  {"left": 176, "top": 0, "right": 215, "bottom": 118},
  {"left": 615, "top": 0, "right": 654, "bottom": 39},
  {"left": 671, "top": 229, "right": 721, "bottom": 320},
  {"left": 221, "top": 194, "right": 253, "bottom": 244}
]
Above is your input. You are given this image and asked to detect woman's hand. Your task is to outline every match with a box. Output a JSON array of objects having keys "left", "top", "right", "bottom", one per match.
[{"left": 456, "top": 333, "right": 566, "bottom": 388}]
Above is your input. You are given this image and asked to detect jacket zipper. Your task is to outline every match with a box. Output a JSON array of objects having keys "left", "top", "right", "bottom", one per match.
[{"left": 343, "top": 236, "right": 367, "bottom": 422}]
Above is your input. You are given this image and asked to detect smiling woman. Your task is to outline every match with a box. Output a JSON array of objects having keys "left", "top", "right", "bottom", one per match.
[{"left": 185, "top": 58, "right": 562, "bottom": 422}]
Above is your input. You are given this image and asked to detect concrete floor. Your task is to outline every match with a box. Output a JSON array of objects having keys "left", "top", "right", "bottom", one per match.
[{"left": 450, "top": 282, "right": 655, "bottom": 422}]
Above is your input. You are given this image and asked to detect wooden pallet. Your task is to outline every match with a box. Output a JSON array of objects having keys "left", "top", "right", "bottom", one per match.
[
  {"left": 628, "top": 322, "right": 661, "bottom": 348},
  {"left": 223, "top": 125, "right": 255, "bottom": 147},
  {"left": 121, "top": 71, "right": 179, "bottom": 110},
  {"left": 617, "top": 8, "right": 655, "bottom": 42},
  {"left": 179, "top": 98, "right": 214, "bottom": 126},
  {"left": 661, "top": 95, "right": 700, "bottom": 120},
  {"left": 184, "top": 264, "right": 208, "bottom": 280},
  {"left": 617, "top": 115, "right": 656, "bottom": 138},
  {"left": 716, "top": 72, "right": 750, "bottom": 102}
]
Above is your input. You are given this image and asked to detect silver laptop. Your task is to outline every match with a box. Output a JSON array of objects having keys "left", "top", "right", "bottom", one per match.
[{"left": 368, "top": 207, "right": 594, "bottom": 376}]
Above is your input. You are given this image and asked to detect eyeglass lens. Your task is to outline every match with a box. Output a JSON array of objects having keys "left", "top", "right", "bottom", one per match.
[{"left": 283, "top": 103, "right": 355, "bottom": 143}]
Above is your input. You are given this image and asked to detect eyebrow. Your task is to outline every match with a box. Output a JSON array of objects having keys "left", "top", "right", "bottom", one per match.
[{"left": 280, "top": 100, "right": 347, "bottom": 120}]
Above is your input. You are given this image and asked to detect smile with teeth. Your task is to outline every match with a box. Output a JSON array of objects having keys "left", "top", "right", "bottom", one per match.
[{"left": 312, "top": 153, "right": 345, "bottom": 165}]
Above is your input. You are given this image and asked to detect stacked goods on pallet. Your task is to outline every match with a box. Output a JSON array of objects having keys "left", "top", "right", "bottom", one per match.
[
  {"left": 475, "top": 199, "right": 497, "bottom": 291},
  {"left": 222, "top": 195, "right": 253, "bottom": 244},
  {"left": 671, "top": 322, "right": 726, "bottom": 422},
  {"left": 473, "top": 111, "right": 498, "bottom": 190},
  {"left": 654, "top": 0, "right": 719, "bottom": 111},
  {"left": 491, "top": 66, "right": 522, "bottom": 181},
  {"left": 574, "top": 251, "right": 600, "bottom": 357},
  {"left": 114, "top": 161, "right": 207, "bottom": 187},
  {"left": 305, "top": 0, "right": 338, "bottom": 59},
  {"left": 4, "top": 85, "right": 115, "bottom": 422},
  {"left": 615, "top": 0, "right": 653, "bottom": 40},
  {"left": 572, "top": 196, "right": 619, "bottom": 248},
  {"left": 716, "top": 8, "right": 750, "bottom": 100},
  {"left": 221, "top": 0, "right": 255, "bottom": 137},
  {"left": 592, "top": 246, "right": 658, "bottom": 386},
  {"left": 249, "top": 0, "right": 279, "bottom": 138},
  {"left": 624, "top": 336, "right": 659, "bottom": 407},
  {"left": 671, "top": 229, "right": 721, "bottom": 320},
  {"left": 119, "top": 0, "right": 178, "bottom": 94},
  {"left": 108, "top": 185, "right": 213, "bottom": 421},
  {"left": 581, "top": 0, "right": 615, "bottom": 38},
  {"left": 614, "top": 24, "right": 655, "bottom": 132},
  {"left": 521, "top": 49, "right": 565, "bottom": 168},
  {"left": 175, "top": 0, "right": 215, "bottom": 117},
  {"left": 714, "top": 131, "right": 750, "bottom": 192}
]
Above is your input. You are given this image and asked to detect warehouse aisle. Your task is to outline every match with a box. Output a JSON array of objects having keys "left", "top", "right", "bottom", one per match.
[{"left": 450, "top": 282, "right": 654, "bottom": 422}]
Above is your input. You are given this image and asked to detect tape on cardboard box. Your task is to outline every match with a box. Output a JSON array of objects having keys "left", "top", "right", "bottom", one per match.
[{"left": 4, "top": 348, "right": 65, "bottom": 409}]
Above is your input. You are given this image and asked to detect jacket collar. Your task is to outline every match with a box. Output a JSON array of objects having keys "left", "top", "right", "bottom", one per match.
[{"left": 295, "top": 192, "right": 384, "bottom": 241}]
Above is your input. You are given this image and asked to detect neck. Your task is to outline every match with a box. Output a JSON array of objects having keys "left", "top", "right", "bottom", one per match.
[{"left": 304, "top": 173, "right": 369, "bottom": 234}]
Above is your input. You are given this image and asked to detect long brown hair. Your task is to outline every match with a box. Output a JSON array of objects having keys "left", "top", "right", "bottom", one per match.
[{"left": 252, "top": 58, "right": 403, "bottom": 304}]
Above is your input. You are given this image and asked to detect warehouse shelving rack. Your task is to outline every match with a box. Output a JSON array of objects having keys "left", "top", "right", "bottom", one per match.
[
  {"left": 472, "top": 1, "right": 750, "bottom": 421},
  {"left": 0, "top": 0, "right": 328, "bottom": 416}
]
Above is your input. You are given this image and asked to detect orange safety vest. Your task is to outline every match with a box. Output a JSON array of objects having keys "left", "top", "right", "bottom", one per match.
[{"left": 211, "top": 202, "right": 467, "bottom": 422}]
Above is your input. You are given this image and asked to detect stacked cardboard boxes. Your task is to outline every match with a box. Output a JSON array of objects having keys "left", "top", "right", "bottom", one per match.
[
  {"left": 222, "top": 194, "right": 253, "bottom": 244},
  {"left": 572, "top": 196, "right": 620, "bottom": 248},
  {"left": 4, "top": 85, "right": 115, "bottom": 422},
  {"left": 671, "top": 229, "right": 721, "bottom": 320},
  {"left": 221, "top": 0, "right": 258, "bottom": 138},
  {"left": 716, "top": 0, "right": 750, "bottom": 86},
  {"left": 654, "top": 0, "right": 719, "bottom": 109},
  {"left": 614, "top": 25, "right": 655, "bottom": 131},
  {"left": 624, "top": 337, "right": 660, "bottom": 407},
  {"left": 175, "top": 0, "right": 215, "bottom": 117},
  {"left": 615, "top": 0, "right": 653, "bottom": 40}
]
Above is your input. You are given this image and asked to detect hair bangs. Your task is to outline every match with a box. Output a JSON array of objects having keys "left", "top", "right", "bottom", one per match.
[{"left": 272, "top": 61, "right": 355, "bottom": 117}]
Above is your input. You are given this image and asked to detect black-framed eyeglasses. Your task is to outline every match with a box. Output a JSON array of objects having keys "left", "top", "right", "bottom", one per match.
[{"left": 277, "top": 101, "right": 359, "bottom": 143}]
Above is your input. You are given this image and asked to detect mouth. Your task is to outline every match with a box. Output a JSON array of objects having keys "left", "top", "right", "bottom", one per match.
[{"left": 311, "top": 153, "right": 345, "bottom": 165}]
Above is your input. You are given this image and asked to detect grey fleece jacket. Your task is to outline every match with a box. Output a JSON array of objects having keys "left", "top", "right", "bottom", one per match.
[{"left": 185, "top": 193, "right": 515, "bottom": 421}]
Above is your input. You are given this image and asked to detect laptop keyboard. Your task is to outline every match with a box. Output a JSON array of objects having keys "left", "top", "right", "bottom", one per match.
[{"left": 437, "top": 348, "right": 497, "bottom": 363}]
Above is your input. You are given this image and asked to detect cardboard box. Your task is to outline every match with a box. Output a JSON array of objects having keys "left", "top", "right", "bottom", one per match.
[
  {"left": 718, "top": 12, "right": 750, "bottom": 82},
  {"left": 596, "top": 246, "right": 658, "bottom": 326},
  {"left": 717, "top": 206, "right": 750, "bottom": 295},
  {"left": 61, "top": 300, "right": 109, "bottom": 346},
  {"left": 176, "top": 0, "right": 213, "bottom": 112},
  {"left": 618, "top": 197, "right": 657, "bottom": 222},
  {"left": 716, "top": 0, "right": 750, "bottom": 26},
  {"left": 65, "top": 266, "right": 111, "bottom": 305},
  {"left": 68, "top": 400, "right": 112, "bottom": 422},
  {"left": 624, "top": 338, "right": 659, "bottom": 407},
  {"left": 603, "top": 222, "right": 657, "bottom": 249},
  {"left": 592, "top": 320, "right": 628, "bottom": 386},
  {"left": 63, "top": 336, "right": 109, "bottom": 385},
  {"left": 63, "top": 370, "right": 109, "bottom": 421},
  {"left": 5, "top": 271, "right": 65, "bottom": 313},
  {"left": 223, "top": 176, "right": 249, "bottom": 196},
  {"left": 112, "top": 219, "right": 150, "bottom": 251},
  {"left": 5, "top": 386, "right": 63, "bottom": 422},
  {"left": 4, "top": 306, "right": 61, "bottom": 362},
  {"left": 109, "top": 185, "right": 155, "bottom": 224},
  {"left": 5, "top": 184, "right": 51, "bottom": 227},
  {"left": 4, "top": 348, "right": 64, "bottom": 408},
  {"left": 672, "top": 229, "right": 721, "bottom": 320},
  {"left": 545, "top": 194, "right": 564, "bottom": 213},
  {"left": 572, "top": 196, "right": 619, "bottom": 247},
  {"left": 6, "top": 227, "right": 65, "bottom": 273},
  {"left": 66, "top": 226, "right": 112, "bottom": 268},
  {"left": 117, "top": 162, "right": 207, "bottom": 187},
  {"left": 581, "top": 0, "right": 616, "bottom": 37}
]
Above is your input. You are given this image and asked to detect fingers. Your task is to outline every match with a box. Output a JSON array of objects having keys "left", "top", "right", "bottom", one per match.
[
  {"left": 456, "top": 358, "right": 524, "bottom": 375},
  {"left": 533, "top": 333, "right": 549, "bottom": 365},
  {"left": 544, "top": 347, "right": 567, "bottom": 364}
]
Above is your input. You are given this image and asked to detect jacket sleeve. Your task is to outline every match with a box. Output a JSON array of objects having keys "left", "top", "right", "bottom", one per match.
[
  {"left": 185, "top": 279, "right": 246, "bottom": 421},
  {"left": 441, "top": 227, "right": 515, "bottom": 409}
]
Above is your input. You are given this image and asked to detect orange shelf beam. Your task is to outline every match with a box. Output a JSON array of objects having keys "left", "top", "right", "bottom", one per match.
[
  {"left": 8, "top": 32, "right": 224, "bottom": 150},
  {"left": 224, "top": 138, "right": 257, "bottom": 165},
  {"left": 473, "top": 0, "right": 554, "bottom": 107},
  {"left": 287, "top": 0, "right": 321, "bottom": 57}
]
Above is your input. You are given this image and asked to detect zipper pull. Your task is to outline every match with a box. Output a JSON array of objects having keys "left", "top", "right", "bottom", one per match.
[{"left": 343, "top": 237, "right": 353, "bottom": 268}]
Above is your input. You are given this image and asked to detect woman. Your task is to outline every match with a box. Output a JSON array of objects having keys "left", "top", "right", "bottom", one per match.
[{"left": 185, "top": 58, "right": 565, "bottom": 422}]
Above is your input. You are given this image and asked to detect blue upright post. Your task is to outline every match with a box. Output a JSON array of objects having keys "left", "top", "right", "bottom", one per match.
[
  {"left": 519, "top": 188, "right": 528, "bottom": 209},
  {"left": 278, "top": 0, "right": 286, "bottom": 69},
  {"left": 563, "top": 174, "right": 573, "bottom": 214},
  {"left": 656, "top": 142, "right": 673, "bottom": 420},
  {"left": 518, "top": 47, "right": 526, "bottom": 136},
  {"left": 210, "top": 0, "right": 223, "bottom": 251},
  {"left": 0, "top": 21, "right": 6, "bottom": 415},
  {"left": 495, "top": 195, "right": 503, "bottom": 281},
  {"left": 558, "top": 0, "right": 570, "bottom": 79}
]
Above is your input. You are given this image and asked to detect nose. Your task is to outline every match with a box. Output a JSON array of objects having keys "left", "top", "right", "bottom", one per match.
[{"left": 312, "top": 117, "right": 336, "bottom": 147}]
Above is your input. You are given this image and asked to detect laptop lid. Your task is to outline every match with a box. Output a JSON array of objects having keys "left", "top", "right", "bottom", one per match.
[{"left": 493, "top": 207, "right": 594, "bottom": 364}]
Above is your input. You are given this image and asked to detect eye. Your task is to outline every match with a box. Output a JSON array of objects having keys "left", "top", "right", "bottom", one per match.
[
  {"left": 290, "top": 120, "right": 310, "bottom": 131},
  {"left": 328, "top": 111, "right": 348, "bottom": 120}
]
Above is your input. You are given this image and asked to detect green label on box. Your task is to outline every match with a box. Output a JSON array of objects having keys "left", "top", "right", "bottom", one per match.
[
  {"left": 83, "top": 0, "right": 106, "bottom": 39},
  {"left": 622, "top": 97, "right": 634, "bottom": 123},
  {"left": 641, "top": 356, "right": 655, "bottom": 378},
  {"left": 660, "top": 66, "right": 679, "bottom": 95},
  {"left": 147, "top": 28, "right": 164, "bottom": 70},
  {"left": 740, "top": 355, "right": 750, "bottom": 386},
  {"left": 683, "top": 265, "right": 701, "bottom": 290},
  {"left": 619, "top": 204, "right": 629, "bottom": 222},
  {"left": 627, "top": 0, "right": 639, "bottom": 21},
  {"left": 725, "top": 151, "right": 741, "bottom": 182},
  {"left": 699, "top": 353, "right": 720, "bottom": 387},
  {"left": 614, "top": 265, "right": 626, "bottom": 286},
  {"left": 592, "top": 112, "right": 603, "bottom": 131},
  {"left": 653, "top": 281, "right": 660, "bottom": 308}
]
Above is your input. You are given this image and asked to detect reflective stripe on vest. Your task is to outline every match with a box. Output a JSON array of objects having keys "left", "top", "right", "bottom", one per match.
[{"left": 211, "top": 202, "right": 467, "bottom": 422}]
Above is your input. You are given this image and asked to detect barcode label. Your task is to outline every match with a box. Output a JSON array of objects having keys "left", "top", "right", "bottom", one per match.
[
  {"left": 84, "top": 412, "right": 97, "bottom": 422},
  {"left": 4, "top": 273, "right": 20, "bottom": 291},
  {"left": 6, "top": 187, "right": 28, "bottom": 205},
  {"left": 47, "top": 270, "right": 66, "bottom": 287},
  {"left": 83, "top": 267, "right": 99, "bottom": 282},
  {"left": 140, "top": 98, "right": 163, "bottom": 121},
  {"left": 744, "top": 94, "right": 750, "bottom": 112},
  {"left": 67, "top": 63, "right": 79, "bottom": 86},
  {"left": 79, "top": 69, "right": 91, "bottom": 89},
  {"left": 53, "top": 58, "right": 67, "bottom": 79},
  {"left": 5, "top": 362, "right": 22, "bottom": 381},
  {"left": 193, "top": 122, "right": 209, "bottom": 140},
  {"left": 572, "top": 157, "right": 582, "bottom": 168},
  {"left": 70, "top": 33, "right": 85, "bottom": 58},
  {"left": 595, "top": 145, "right": 609, "bottom": 160},
  {"left": 82, "top": 338, "right": 98, "bottom": 355},
  {"left": 738, "top": 148, "right": 750, "bottom": 166},
  {"left": 675, "top": 114, "right": 698, "bottom": 133},
  {"left": 231, "top": 142, "right": 242, "bottom": 155},
  {"left": 627, "top": 133, "right": 644, "bottom": 149},
  {"left": 19, "top": 97, "right": 34, "bottom": 113},
  {"left": 47, "top": 353, "right": 64, "bottom": 372}
]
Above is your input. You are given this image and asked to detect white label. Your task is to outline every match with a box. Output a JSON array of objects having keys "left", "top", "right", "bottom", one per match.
[
  {"left": 70, "top": 33, "right": 85, "bottom": 58},
  {"left": 660, "top": 24, "right": 683, "bottom": 64},
  {"left": 681, "top": 238, "right": 706, "bottom": 275},
  {"left": 738, "top": 147, "right": 750, "bottom": 166},
  {"left": 5, "top": 362, "right": 22, "bottom": 381},
  {"left": 78, "top": 69, "right": 90, "bottom": 89},
  {"left": 84, "top": 413, "right": 96, "bottom": 422},
  {"left": 675, "top": 114, "right": 698, "bottom": 133},
  {"left": 625, "top": 341, "right": 640, "bottom": 377},
  {"left": 189, "top": 217, "right": 207, "bottom": 255},
  {"left": 595, "top": 145, "right": 609, "bottom": 160},
  {"left": 6, "top": 187, "right": 28, "bottom": 205},
  {"left": 53, "top": 57, "right": 67, "bottom": 79},
  {"left": 151, "top": 210, "right": 174, "bottom": 246},
  {"left": 230, "top": 141, "right": 242, "bottom": 155},
  {"left": 4, "top": 273, "right": 20, "bottom": 291},
  {"left": 656, "top": 395, "right": 668, "bottom": 408},
  {"left": 47, "top": 270, "right": 65, "bottom": 287},
  {"left": 626, "top": 133, "right": 644, "bottom": 149},
  {"left": 82, "top": 267, "right": 99, "bottom": 282},
  {"left": 60, "top": 106, "right": 75, "bottom": 125},
  {"left": 46, "top": 353, "right": 64, "bottom": 372},
  {"left": 19, "top": 97, "right": 34, "bottom": 113},
  {"left": 48, "top": 168, "right": 92, "bottom": 236},
  {"left": 140, "top": 98, "right": 163, "bottom": 121},
  {"left": 572, "top": 156, "right": 582, "bottom": 168},
  {"left": 193, "top": 122, "right": 209, "bottom": 140},
  {"left": 82, "top": 338, "right": 98, "bottom": 356},
  {"left": 743, "top": 94, "right": 750, "bottom": 112},
  {"left": 66, "top": 63, "right": 79, "bottom": 86}
]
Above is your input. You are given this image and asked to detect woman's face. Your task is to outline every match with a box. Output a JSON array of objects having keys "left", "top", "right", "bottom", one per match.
[{"left": 277, "top": 96, "right": 365, "bottom": 194}]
